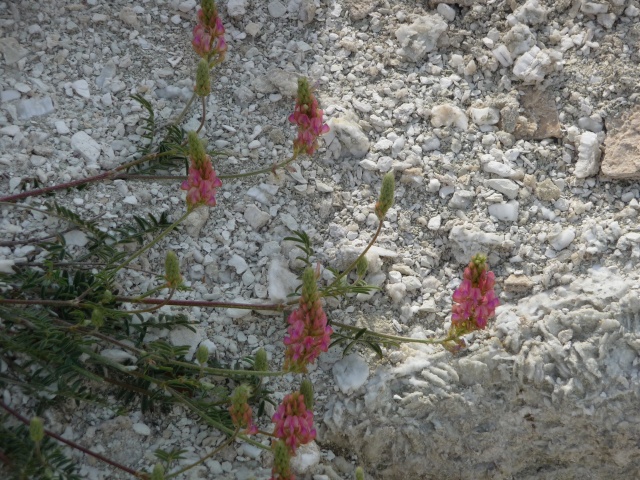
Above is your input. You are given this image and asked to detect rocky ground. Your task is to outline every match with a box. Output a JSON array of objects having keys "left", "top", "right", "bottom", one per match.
[{"left": 1, "top": 0, "right": 640, "bottom": 478}]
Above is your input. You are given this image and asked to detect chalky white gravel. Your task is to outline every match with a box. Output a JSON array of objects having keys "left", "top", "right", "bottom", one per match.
[{"left": 2, "top": 0, "right": 640, "bottom": 478}]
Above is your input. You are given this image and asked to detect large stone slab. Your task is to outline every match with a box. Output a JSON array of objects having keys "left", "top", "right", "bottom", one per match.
[
  {"left": 602, "top": 106, "right": 640, "bottom": 179},
  {"left": 321, "top": 266, "right": 640, "bottom": 479}
]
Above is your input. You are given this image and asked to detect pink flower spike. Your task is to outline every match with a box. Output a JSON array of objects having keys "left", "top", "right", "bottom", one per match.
[
  {"left": 181, "top": 156, "right": 222, "bottom": 208},
  {"left": 272, "top": 392, "right": 316, "bottom": 455},
  {"left": 450, "top": 254, "right": 499, "bottom": 334}
]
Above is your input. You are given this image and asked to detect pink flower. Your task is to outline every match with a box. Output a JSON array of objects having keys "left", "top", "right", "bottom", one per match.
[
  {"left": 283, "top": 268, "right": 332, "bottom": 373},
  {"left": 450, "top": 254, "right": 499, "bottom": 332},
  {"left": 228, "top": 385, "right": 259, "bottom": 435},
  {"left": 181, "top": 156, "right": 222, "bottom": 208},
  {"left": 192, "top": 4, "right": 227, "bottom": 60},
  {"left": 283, "top": 295, "right": 332, "bottom": 373},
  {"left": 272, "top": 392, "right": 316, "bottom": 454},
  {"left": 289, "top": 80, "right": 330, "bottom": 156}
]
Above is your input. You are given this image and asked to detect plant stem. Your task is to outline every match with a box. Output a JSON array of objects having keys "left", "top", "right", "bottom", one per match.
[
  {"left": 0, "top": 400, "right": 148, "bottom": 479},
  {"left": 322, "top": 220, "right": 383, "bottom": 294},
  {"left": 166, "top": 427, "right": 239, "bottom": 479},
  {"left": 331, "top": 320, "right": 458, "bottom": 346},
  {"left": 0, "top": 150, "right": 179, "bottom": 203},
  {"left": 166, "top": 387, "right": 269, "bottom": 450},
  {"left": 108, "top": 209, "right": 192, "bottom": 276},
  {"left": 0, "top": 296, "right": 287, "bottom": 312}
]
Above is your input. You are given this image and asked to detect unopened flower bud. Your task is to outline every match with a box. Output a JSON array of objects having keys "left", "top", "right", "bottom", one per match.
[
  {"left": 356, "top": 256, "right": 368, "bottom": 278},
  {"left": 194, "top": 59, "right": 211, "bottom": 97},
  {"left": 196, "top": 344, "right": 209, "bottom": 366},
  {"left": 272, "top": 440, "right": 292, "bottom": 479},
  {"left": 91, "top": 308, "right": 104, "bottom": 329},
  {"left": 100, "top": 290, "right": 114, "bottom": 304},
  {"left": 355, "top": 467, "right": 365, "bottom": 480},
  {"left": 301, "top": 267, "right": 319, "bottom": 305},
  {"left": 254, "top": 348, "right": 268, "bottom": 372},
  {"left": 300, "top": 378, "right": 314, "bottom": 410},
  {"left": 201, "top": 0, "right": 216, "bottom": 18},
  {"left": 30, "top": 417, "right": 44, "bottom": 443},
  {"left": 187, "top": 131, "right": 207, "bottom": 169},
  {"left": 375, "top": 173, "right": 395, "bottom": 220},
  {"left": 165, "top": 251, "right": 182, "bottom": 288},
  {"left": 150, "top": 463, "right": 165, "bottom": 480}
]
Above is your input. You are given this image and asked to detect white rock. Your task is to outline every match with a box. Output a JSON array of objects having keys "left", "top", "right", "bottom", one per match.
[
  {"left": 492, "top": 45, "right": 513, "bottom": 67},
  {"left": 581, "top": 2, "right": 608, "bottom": 14},
  {"left": 184, "top": 206, "right": 209, "bottom": 237},
  {"left": 63, "top": 230, "right": 89, "bottom": 247},
  {"left": 244, "top": 204, "right": 271, "bottom": 230},
  {"left": 427, "top": 215, "right": 441, "bottom": 230},
  {"left": 268, "top": 0, "right": 287, "bottom": 17},
  {"left": 395, "top": 14, "right": 448, "bottom": 62},
  {"left": 0, "top": 125, "right": 20, "bottom": 136},
  {"left": 290, "top": 441, "right": 321, "bottom": 474},
  {"left": 482, "top": 161, "right": 518, "bottom": 179},
  {"left": 132, "top": 423, "right": 151, "bottom": 436},
  {"left": 431, "top": 104, "right": 468, "bottom": 130},
  {"left": 227, "top": 0, "right": 248, "bottom": 16},
  {"left": 71, "top": 131, "right": 101, "bottom": 163},
  {"left": 470, "top": 107, "right": 500, "bottom": 127},
  {"left": 0, "top": 260, "right": 15, "bottom": 274},
  {"left": 72, "top": 79, "right": 90, "bottom": 99},
  {"left": 0, "top": 89, "right": 21, "bottom": 102},
  {"left": 178, "top": 0, "right": 197, "bottom": 12},
  {"left": 123, "top": 195, "right": 138, "bottom": 205},
  {"left": 16, "top": 97, "right": 55, "bottom": 120},
  {"left": 229, "top": 254, "right": 249, "bottom": 274},
  {"left": 436, "top": 3, "right": 456, "bottom": 21},
  {"left": 574, "top": 131, "right": 601, "bottom": 179},
  {"left": 55, "top": 120, "right": 70, "bottom": 134},
  {"left": 327, "top": 117, "right": 370, "bottom": 158},
  {"left": 513, "top": 46, "right": 561, "bottom": 83},
  {"left": 484, "top": 179, "right": 519, "bottom": 199},
  {"left": 549, "top": 228, "right": 576, "bottom": 251},
  {"left": 386, "top": 283, "right": 407, "bottom": 303},
  {"left": 488, "top": 201, "right": 520, "bottom": 222},
  {"left": 267, "top": 257, "right": 300, "bottom": 302},
  {"left": 100, "top": 349, "right": 137, "bottom": 364},
  {"left": 169, "top": 326, "right": 205, "bottom": 361},
  {"left": 333, "top": 354, "right": 370, "bottom": 394}
]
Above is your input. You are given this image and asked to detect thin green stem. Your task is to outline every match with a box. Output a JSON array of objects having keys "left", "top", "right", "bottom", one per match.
[
  {"left": 108, "top": 209, "right": 192, "bottom": 276},
  {"left": 331, "top": 320, "right": 458, "bottom": 346},
  {"left": 166, "top": 387, "right": 269, "bottom": 451},
  {"left": 322, "top": 221, "right": 383, "bottom": 295},
  {"left": 165, "top": 427, "right": 239, "bottom": 479}
]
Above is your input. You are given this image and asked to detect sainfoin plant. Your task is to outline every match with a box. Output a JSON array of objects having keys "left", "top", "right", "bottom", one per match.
[{"left": 0, "top": 1, "right": 500, "bottom": 479}]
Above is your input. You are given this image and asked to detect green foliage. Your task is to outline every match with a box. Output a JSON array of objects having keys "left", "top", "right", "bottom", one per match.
[
  {"left": 283, "top": 230, "right": 315, "bottom": 268},
  {"left": 329, "top": 326, "right": 399, "bottom": 359},
  {"left": 0, "top": 418, "right": 80, "bottom": 480}
]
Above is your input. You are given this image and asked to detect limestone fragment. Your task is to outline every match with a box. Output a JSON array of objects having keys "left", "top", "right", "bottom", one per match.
[
  {"left": 602, "top": 106, "right": 640, "bottom": 179},
  {"left": 514, "top": 88, "right": 562, "bottom": 140},
  {"left": 395, "top": 14, "right": 448, "bottom": 62},
  {"left": 575, "top": 131, "right": 602, "bottom": 179}
]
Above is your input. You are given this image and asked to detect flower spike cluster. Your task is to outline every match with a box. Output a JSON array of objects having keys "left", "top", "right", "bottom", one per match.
[
  {"left": 289, "top": 78, "right": 330, "bottom": 156},
  {"left": 228, "top": 385, "right": 258, "bottom": 435},
  {"left": 181, "top": 131, "right": 222, "bottom": 209},
  {"left": 272, "top": 391, "right": 316, "bottom": 455},
  {"left": 283, "top": 267, "right": 332, "bottom": 373},
  {"left": 450, "top": 254, "right": 500, "bottom": 334},
  {"left": 192, "top": 0, "right": 227, "bottom": 61}
]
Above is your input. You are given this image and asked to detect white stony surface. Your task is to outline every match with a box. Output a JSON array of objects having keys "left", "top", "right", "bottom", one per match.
[{"left": 1, "top": 0, "right": 640, "bottom": 479}]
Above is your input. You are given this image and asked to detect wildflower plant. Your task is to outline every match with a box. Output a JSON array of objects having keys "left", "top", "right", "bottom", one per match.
[{"left": 0, "top": 0, "right": 502, "bottom": 478}]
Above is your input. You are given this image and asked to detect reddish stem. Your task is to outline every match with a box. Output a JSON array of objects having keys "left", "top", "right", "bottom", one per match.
[{"left": 0, "top": 400, "right": 148, "bottom": 479}]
